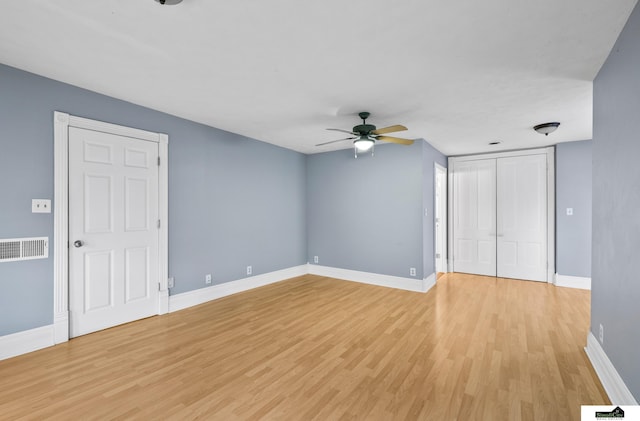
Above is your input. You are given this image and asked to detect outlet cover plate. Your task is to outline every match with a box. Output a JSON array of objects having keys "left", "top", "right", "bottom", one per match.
[{"left": 32, "top": 199, "right": 51, "bottom": 213}]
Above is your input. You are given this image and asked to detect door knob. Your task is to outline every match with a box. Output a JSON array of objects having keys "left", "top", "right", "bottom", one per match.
[{"left": 73, "top": 240, "right": 84, "bottom": 248}]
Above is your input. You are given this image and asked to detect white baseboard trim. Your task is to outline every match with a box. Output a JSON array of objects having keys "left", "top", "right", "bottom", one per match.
[
  {"left": 0, "top": 325, "right": 55, "bottom": 361},
  {"left": 585, "top": 332, "right": 638, "bottom": 405},
  {"left": 556, "top": 274, "right": 591, "bottom": 290},
  {"left": 423, "top": 272, "right": 437, "bottom": 293},
  {"left": 308, "top": 264, "right": 436, "bottom": 293},
  {"left": 169, "top": 265, "right": 308, "bottom": 313}
]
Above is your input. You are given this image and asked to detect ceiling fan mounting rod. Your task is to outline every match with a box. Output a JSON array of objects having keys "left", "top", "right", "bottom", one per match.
[{"left": 359, "top": 111, "right": 370, "bottom": 124}]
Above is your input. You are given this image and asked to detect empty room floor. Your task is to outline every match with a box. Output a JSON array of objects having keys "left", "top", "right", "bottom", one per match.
[{"left": 0, "top": 273, "right": 608, "bottom": 420}]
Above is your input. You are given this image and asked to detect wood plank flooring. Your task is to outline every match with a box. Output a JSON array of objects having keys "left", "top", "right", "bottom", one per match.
[{"left": 0, "top": 273, "right": 608, "bottom": 420}]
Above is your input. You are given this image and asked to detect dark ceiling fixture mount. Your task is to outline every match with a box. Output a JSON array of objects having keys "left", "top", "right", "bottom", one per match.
[
  {"left": 533, "top": 122, "right": 560, "bottom": 136},
  {"left": 489, "top": 141, "right": 501, "bottom": 145},
  {"left": 316, "top": 111, "right": 414, "bottom": 158},
  {"left": 154, "top": 0, "right": 183, "bottom": 5}
]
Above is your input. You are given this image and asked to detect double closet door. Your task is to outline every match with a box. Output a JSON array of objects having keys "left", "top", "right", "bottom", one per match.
[{"left": 449, "top": 149, "right": 554, "bottom": 282}]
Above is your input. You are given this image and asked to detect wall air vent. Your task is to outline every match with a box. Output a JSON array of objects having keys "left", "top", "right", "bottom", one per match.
[{"left": 0, "top": 237, "right": 49, "bottom": 262}]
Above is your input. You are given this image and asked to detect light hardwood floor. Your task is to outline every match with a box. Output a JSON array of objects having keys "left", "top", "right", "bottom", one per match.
[{"left": 0, "top": 273, "right": 608, "bottom": 420}]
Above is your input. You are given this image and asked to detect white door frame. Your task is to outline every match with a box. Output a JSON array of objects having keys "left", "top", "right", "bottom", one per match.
[
  {"left": 434, "top": 163, "right": 447, "bottom": 274},
  {"left": 447, "top": 147, "right": 555, "bottom": 281},
  {"left": 52, "top": 112, "right": 169, "bottom": 344}
]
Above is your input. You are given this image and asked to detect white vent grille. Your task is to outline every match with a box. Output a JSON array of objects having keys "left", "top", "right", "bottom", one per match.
[{"left": 0, "top": 237, "right": 49, "bottom": 262}]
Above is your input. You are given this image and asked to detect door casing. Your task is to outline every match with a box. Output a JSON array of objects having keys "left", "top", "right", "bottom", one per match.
[
  {"left": 435, "top": 163, "right": 447, "bottom": 274},
  {"left": 53, "top": 112, "right": 169, "bottom": 344}
]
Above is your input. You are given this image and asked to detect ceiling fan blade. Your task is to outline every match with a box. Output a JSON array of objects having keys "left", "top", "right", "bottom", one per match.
[
  {"left": 316, "top": 137, "right": 356, "bottom": 146},
  {"left": 376, "top": 135, "right": 414, "bottom": 146},
  {"left": 326, "top": 128, "right": 357, "bottom": 135},
  {"left": 371, "top": 125, "right": 408, "bottom": 135}
]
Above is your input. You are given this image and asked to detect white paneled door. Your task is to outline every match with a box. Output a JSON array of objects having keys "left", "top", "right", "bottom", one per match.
[
  {"left": 452, "top": 159, "right": 497, "bottom": 276},
  {"left": 497, "top": 155, "right": 547, "bottom": 281},
  {"left": 450, "top": 151, "right": 550, "bottom": 282},
  {"left": 68, "top": 127, "right": 160, "bottom": 337}
]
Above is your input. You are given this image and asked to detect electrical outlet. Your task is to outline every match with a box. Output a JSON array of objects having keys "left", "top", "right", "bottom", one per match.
[
  {"left": 168, "top": 277, "right": 175, "bottom": 288},
  {"left": 566, "top": 208, "right": 573, "bottom": 216},
  {"left": 410, "top": 267, "right": 416, "bottom": 277},
  {"left": 205, "top": 274, "right": 212, "bottom": 284},
  {"left": 599, "top": 323, "right": 604, "bottom": 344},
  {"left": 32, "top": 199, "right": 51, "bottom": 213},
  {"left": 314, "top": 256, "right": 319, "bottom": 264},
  {"left": 247, "top": 266, "right": 252, "bottom": 275}
]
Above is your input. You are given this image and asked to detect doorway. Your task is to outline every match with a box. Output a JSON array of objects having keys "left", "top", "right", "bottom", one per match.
[{"left": 435, "top": 163, "right": 447, "bottom": 275}]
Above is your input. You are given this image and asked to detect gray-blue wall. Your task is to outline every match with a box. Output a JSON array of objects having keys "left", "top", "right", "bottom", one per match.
[
  {"left": 592, "top": 1, "right": 640, "bottom": 400},
  {"left": 307, "top": 141, "right": 446, "bottom": 280},
  {"left": 0, "top": 63, "right": 307, "bottom": 336},
  {"left": 556, "top": 140, "right": 592, "bottom": 278}
]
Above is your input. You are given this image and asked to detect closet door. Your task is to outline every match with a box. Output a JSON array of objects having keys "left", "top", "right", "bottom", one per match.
[
  {"left": 452, "top": 159, "right": 496, "bottom": 276},
  {"left": 496, "top": 154, "right": 547, "bottom": 281}
]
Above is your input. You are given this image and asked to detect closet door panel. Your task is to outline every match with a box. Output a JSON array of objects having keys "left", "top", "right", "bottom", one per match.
[
  {"left": 497, "top": 155, "right": 547, "bottom": 281},
  {"left": 452, "top": 159, "right": 496, "bottom": 276}
]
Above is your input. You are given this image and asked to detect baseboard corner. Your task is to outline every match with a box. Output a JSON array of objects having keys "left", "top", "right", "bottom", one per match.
[
  {"left": 423, "top": 272, "right": 437, "bottom": 293},
  {"left": 555, "top": 274, "right": 591, "bottom": 290}
]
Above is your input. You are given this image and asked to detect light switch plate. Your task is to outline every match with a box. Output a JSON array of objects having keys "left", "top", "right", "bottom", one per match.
[
  {"left": 566, "top": 208, "right": 573, "bottom": 216},
  {"left": 32, "top": 199, "right": 51, "bottom": 213}
]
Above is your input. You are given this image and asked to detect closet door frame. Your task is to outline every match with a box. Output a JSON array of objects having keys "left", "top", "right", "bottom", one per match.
[{"left": 447, "top": 147, "right": 555, "bottom": 282}]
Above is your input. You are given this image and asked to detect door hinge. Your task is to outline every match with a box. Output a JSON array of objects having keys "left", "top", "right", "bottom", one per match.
[
  {"left": 157, "top": 219, "right": 161, "bottom": 229},
  {"left": 157, "top": 156, "right": 160, "bottom": 166},
  {"left": 158, "top": 281, "right": 161, "bottom": 291}
]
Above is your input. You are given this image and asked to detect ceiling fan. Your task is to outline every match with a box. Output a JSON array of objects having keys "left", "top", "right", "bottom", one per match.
[{"left": 316, "top": 112, "right": 414, "bottom": 157}]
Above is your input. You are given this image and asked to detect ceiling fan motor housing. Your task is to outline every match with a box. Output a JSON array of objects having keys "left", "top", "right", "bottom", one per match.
[{"left": 353, "top": 124, "right": 376, "bottom": 135}]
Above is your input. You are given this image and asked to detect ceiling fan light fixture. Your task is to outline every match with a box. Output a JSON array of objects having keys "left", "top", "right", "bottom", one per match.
[
  {"left": 533, "top": 122, "right": 560, "bottom": 136},
  {"left": 154, "top": 0, "right": 183, "bottom": 5},
  {"left": 354, "top": 137, "right": 374, "bottom": 152}
]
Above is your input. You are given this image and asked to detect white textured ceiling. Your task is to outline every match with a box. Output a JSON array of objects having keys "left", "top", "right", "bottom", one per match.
[{"left": 0, "top": 0, "right": 637, "bottom": 155}]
